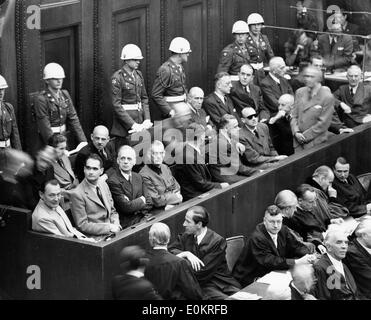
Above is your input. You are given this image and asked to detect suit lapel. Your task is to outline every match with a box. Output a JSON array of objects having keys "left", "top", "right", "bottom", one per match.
[
  {"left": 118, "top": 171, "right": 133, "bottom": 198},
  {"left": 213, "top": 93, "right": 229, "bottom": 114},
  {"left": 83, "top": 180, "right": 105, "bottom": 208}
]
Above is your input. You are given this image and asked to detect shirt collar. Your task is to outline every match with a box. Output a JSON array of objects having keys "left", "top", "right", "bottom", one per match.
[
  {"left": 126, "top": 270, "right": 144, "bottom": 278},
  {"left": 148, "top": 164, "right": 162, "bottom": 175},
  {"left": 153, "top": 246, "right": 167, "bottom": 251},
  {"left": 196, "top": 227, "right": 208, "bottom": 245},
  {"left": 220, "top": 130, "right": 231, "bottom": 143},
  {"left": 269, "top": 72, "right": 280, "bottom": 84},
  {"left": 120, "top": 171, "right": 131, "bottom": 181},
  {"left": 214, "top": 91, "right": 225, "bottom": 103},
  {"left": 186, "top": 142, "right": 201, "bottom": 155},
  {"left": 358, "top": 240, "right": 371, "bottom": 255},
  {"left": 327, "top": 253, "right": 345, "bottom": 276},
  {"left": 350, "top": 85, "right": 358, "bottom": 94}
]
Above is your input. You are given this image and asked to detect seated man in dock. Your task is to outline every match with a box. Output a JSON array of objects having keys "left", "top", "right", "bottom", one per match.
[
  {"left": 169, "top": 206, "right": 241, "bottom": 299},
  {"left": 233, "top": 205, "right": 314, "bottom": 286}
]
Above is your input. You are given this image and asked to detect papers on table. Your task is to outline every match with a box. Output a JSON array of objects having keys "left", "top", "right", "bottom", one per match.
[
  {"left": 256, "top": 270, "right": 292, "bottom": 287},
  {"left": 229, "top": 291, "right": 262, "bottom": 300}
]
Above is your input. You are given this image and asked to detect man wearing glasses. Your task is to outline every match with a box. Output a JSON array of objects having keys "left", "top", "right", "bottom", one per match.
[{"left": 239, "top": 107, "right": 287, "bottom": 169}]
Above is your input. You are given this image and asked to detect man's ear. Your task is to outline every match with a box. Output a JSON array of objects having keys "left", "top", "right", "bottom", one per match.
[{"left": 39, "top": 191, "right": 43, "bottom": 199}]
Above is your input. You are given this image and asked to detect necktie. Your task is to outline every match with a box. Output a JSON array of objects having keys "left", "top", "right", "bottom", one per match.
[
  {"left": 254, "top": 130, "right": 259, "bottom": 139},
  {"left": 96, "top": 186, "right": 109, "bottom": 217},
  {"left": 99, "top": 149, "right": 107, "bottom": 160},
  {"left": 272, "top": 235, "right": 278, "bottom": 248},
  {"left": 58, "top": 159, "right": 65, "bottom": 169},
  {"left": 350, "top": 88, "right": 354, "bottom": 98}
]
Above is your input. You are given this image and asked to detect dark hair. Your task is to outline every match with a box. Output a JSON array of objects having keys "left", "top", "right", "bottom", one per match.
[
  {"left": 40, "top": 179, "right": 60, "bottom": 193},
  {"left": 295, "top": 184, "right": 315, "bottom": 199},
  {"left": 264, "top": 205, "right": 281, "bottom": 216},
  {"left": 188, "top": 206, "right": 209, "bottom": 227},
  {"left": 214, "top": 72, "right": 230, "bottom": 84},
  {"left": 85, "top": 153, "right": 103, "bottom": 168},
  {"left": 218, "top": 114, "right": 237, "bottom": 130},
  {"left": 335, "top": 156, "right": 348, "bottom": 167},
  {"left": 119, "top": 246, "right": 148, "bottom": 271},
  {"left": 47, "top": 134, "right": 67, "bottom": 148}
]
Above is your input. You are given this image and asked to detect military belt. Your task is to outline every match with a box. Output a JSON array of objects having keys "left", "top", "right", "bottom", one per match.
[
  {"left": 164, "top": 94, "right": 186, "bottom": 103},
  {"left": 0, "top": 139, "right": 10, "bottom": 148},
  {"left": 121, "top": 103, "right": 142, "bottom": 111},
  {"left": 51, "top": 125, "right": 66, "bottom": 134}
]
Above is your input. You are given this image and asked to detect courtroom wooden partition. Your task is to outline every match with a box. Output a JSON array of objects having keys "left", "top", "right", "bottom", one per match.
[{"left": 1, "top": 124, "right": 371, "bottom": 299}]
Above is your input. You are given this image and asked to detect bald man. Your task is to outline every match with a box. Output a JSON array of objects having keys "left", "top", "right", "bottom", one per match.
[
  {"left": 260, "top": 57, "right": 294, "bottom": 118},
  {"left": 344, "top": 218, "right": 371, "bottom": 299},
  {"left": 186, "top": 87, "right": 212, "bottom": 129},
  {"left": 334, "top": 65, "right": 371, "bottom": 128},
  {"left": 291, "top": 66, "right": 334, "bottom": 151},
  {"left": 107, "top": 145, "right": 152, "bottom": 228},
  {"left": 75, "top": 125, "right": 116, "bottom": 182},
  {"left": 268, "top": 94, "right": 295, "bottom": 156},
  {"left": 312, "top": 228, "right": 358, "bottom": 300}
]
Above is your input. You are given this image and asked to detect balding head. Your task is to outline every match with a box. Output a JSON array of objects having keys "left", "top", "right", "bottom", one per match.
[
  {"left": 187, "top": 87, "right": 204, "bottom": 110},
  {"left": 274, "top": 190, "right": 298, "bottom": 218},
  {"left": 91, "top": 125, "right": 110, "bottom": 151},
  {"left": 149, "top": 222, "right": 171, "bottom": 248},
  {"left": 312, "top": 165, "right": 334, "bottom": 190},
  {"left": 269, "top": 57, "right": 286, "bottom": 77}
]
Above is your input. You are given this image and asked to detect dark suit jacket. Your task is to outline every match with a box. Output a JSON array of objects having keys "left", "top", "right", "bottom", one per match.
[
  {"left": 269, "top": 116, "right": 294, "bottom": 156},
  {"left": 112, "top": 274, "right": 162, "bottom": 300},
  {"left": 230, "top": 81, "right": 269, "bottom": 120},
  {"left": 333, "top": 83, "right": 371, "bottom": 128},
  {"left": 316, "top": 34, "right": 353, "bottom": 70},
  {"left": 74, "top": 141, "right": 116, "bottom": 182},
  {"left": 312, "top": 254, "right": 358, "bottom": 300},
  {"left": 202, "top": 92, "right": 243, "bottom": 127},
  {"left": 145, "top": 249, "right": 203, "bottom": 300},
  {"left": 169, "top": 228, "right": 241, "bottom": 292},
  {"left": 174, "top": 144, "right": 222, "bottom": 201},
  {"left": 239, "top": 123, "right": 278, "bottom": 167},
  {"left": 260, "top": 74, "right": 294, "bottom": 117},
  {"left": 107, "top": 168, "right": 152, "bottom": 228},
  {"left": 290, "top": 281, "right": 304, "bottom": 300},
  {"left": 344, "top": 239, "right": 371, "bottom": 299},
  {"left": 233, "top": 223, "right": 310, "bottom": 287},
  {"left": 208, "top": 132, "right": 257, "bottom": 183},
  {"left": 52, "top": 154, "right": 78, "bottom": 190},
  {"left": 332, "top": 174, "right": 369, "bottom": 217}
]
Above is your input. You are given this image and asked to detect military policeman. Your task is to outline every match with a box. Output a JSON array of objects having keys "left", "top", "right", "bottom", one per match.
[
  {"left": 111, "top": 44, "right": 152, "bottom": 149},
  {"left": 0, "top": 75, "right": 21, "bottom": 151},
  {"left": 246, "top": 13, "right": 274, "bottom": 84},
  {"left": 151, "top": 37, "right": 191, "bottom": 119},
  {"left": 33, "top": 63, "right": 87, "bottom": 152},
  {"left": 217, "top": 20, "right": 250, "bottom": 80}
]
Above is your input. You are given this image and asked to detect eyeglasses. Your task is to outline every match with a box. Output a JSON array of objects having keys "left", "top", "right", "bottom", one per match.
[{"left": 245, "top": 114, "right": 257, "bottom": 120}]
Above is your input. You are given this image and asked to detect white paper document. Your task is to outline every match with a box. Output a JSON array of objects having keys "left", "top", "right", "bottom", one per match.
[{"left": 256, "top": 271, "right": 292, "bottom": 287}]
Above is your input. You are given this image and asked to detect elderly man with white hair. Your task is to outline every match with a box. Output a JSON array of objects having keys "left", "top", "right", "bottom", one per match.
[
  {"left": 144, "top": 222, "right": 203, "bottom": 300},
  {"left": 290, "top": 264, "right": 317, "bottom": 300},
  {"left": 312, "top": 227, "right": 358, "bottom": 300},
  {"left": 291, "top": 66, "right": 334, "bottom": 151},
  {"left": 260, "top": 57, "right": 294, "bottom": 119},
  {"left": 333, "top": 65, "right": 371, "bottom": 128},
  {"left": 344, "top": 218, "right": 371, "bottom": 299}
]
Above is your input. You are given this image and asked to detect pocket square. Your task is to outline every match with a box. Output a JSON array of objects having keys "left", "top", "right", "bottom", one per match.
[
  {"left": 337, "top": 47, "right": 344, "bottom": 51},
  {"left": 314, "top": 105, "right": 322, "bottom": 109}
]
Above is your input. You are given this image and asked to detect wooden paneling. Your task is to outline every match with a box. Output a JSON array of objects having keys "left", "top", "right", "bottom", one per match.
[{"left": 2, "top": 124, "right": 371, "bottom": 299}]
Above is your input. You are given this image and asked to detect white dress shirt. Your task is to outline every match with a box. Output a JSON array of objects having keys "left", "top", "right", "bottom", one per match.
[{"left": 196, "top": 227, "right": 208, "bottom": 245}]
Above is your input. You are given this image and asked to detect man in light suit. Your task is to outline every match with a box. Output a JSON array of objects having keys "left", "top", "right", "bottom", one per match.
[
  {"left": 260, "top": 57, "right": 294, "bottom": 119},
  {"left": 32, "top": 179, "right": 94, "bottom": 241},
  {"left": 312, "top": 227, "right": 358, "bottom": 300},
  {"left": 333, "top": 65, "right": 371, "bottom": 128},
  {"left": 208, "top": 114, "right": 258, "bottom": 183},
  {"left": 291, "top": 66, "right": 335, "bottom": 152},
  {"left": 314, "top": 22, "right": 353, "bottom": 71},
  {"left": 202, "top": 72, "right": 243, "bottom": 127},
  {"left": 107, "top": 145, "right": 152, "bottom": 228},
  {"left": 230, "top": 64, "right": 269, "bottom": 120},
  {"left": 239, "top": 107, "right": 287, "bottom": 169},
  {"left": 70, "top": 154, "right": 121, "bottom": 239}
]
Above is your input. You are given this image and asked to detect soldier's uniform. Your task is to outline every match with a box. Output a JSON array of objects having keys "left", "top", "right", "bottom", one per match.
[
  {"left": 217, "top": 42, "right": 251, "bottom": 78},
  {"left": 111, "top": 67, "right": 150, "bottom": 148},
  {"left": 33, "top": 89, "right": 86, "bottom": 146},
  {"left": 0, "top": 101, "right": 21, "bottom": 150},
  {"left": 151, "top": 59, "right": 187, "bottom": 118},
  {"left": 246, "top": 33, "right": 274, "bottom": 84}
]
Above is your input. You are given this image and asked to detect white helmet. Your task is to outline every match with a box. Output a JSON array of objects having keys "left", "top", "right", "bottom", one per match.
[
  {"left": 0, "top": 75, "right": 8, "bottom": 89},
  {"left": 169, "top": 37, "right": 192, "bottom": 54},
  {"left": 247, "top": 13, "right": 265, "bottom": 25},
  {"left": 120, "top": 44, "right": 144, "bottom": 60},
  {"left": 43, "top": 63, "right": 65, "bottom": 80},
  {"left": 232, "top": 20, "right": 249, "bottom": 34}
]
